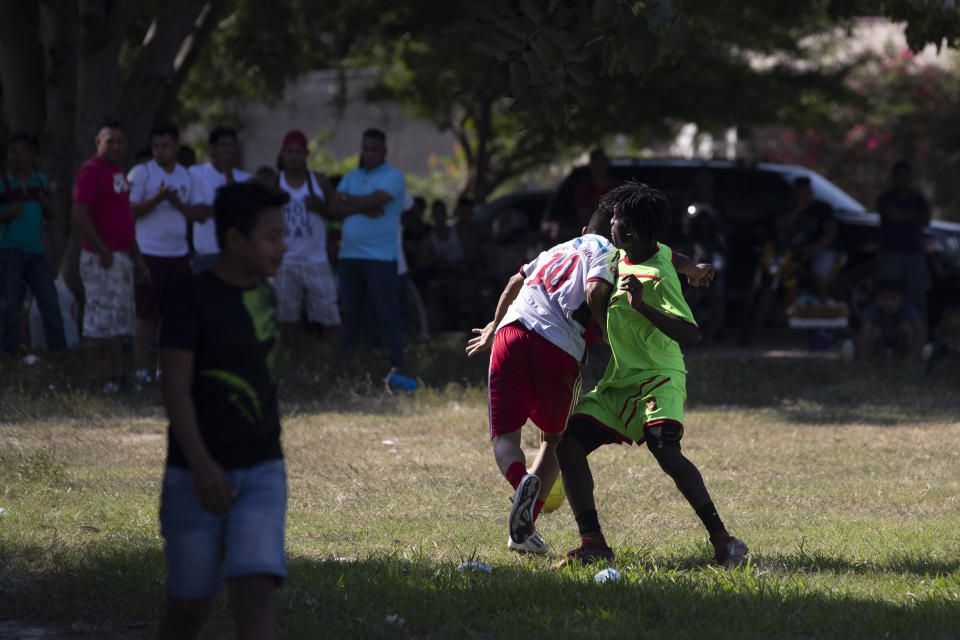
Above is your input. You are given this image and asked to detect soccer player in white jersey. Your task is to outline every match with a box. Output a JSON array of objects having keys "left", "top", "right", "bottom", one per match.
[
  {"left": 467, "top": 209, "right": 715, "bottom": 554},
  {"left": 465, "top": 208, "right": 616, "bottom": 554}
]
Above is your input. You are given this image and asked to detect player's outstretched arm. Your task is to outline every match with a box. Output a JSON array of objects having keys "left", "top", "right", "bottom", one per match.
[
  {"left": 466, "top": 271, "right": 525, "bottom": 356},
  {"left": 621, "top": 275, "right": 701, "bottom": 348},
  {"left": 672, "top": 251, "right": 715, "bottom": 287}
]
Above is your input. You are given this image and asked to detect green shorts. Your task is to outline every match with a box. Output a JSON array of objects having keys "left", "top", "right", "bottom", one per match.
[{"left": 573, "top": 371, "right": 686, "bottom": 444}]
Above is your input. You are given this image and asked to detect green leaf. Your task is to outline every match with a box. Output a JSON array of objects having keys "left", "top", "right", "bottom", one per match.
[
  {"left": 593, "top": 0, "right": 612, "bottom": 24},
  {"left": 567, "top": 65, "right": 596, "bottom": 86}
]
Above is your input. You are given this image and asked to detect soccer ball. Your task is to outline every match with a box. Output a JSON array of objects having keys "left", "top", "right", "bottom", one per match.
[{"left": 540, "top": 477, "right": 566, "bottom": 513}]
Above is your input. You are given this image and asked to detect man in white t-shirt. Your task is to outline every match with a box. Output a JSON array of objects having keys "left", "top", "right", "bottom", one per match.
[
  {"left": 127, "top": 123, "right": 195, "bottom": 383},
  {"left": 275, "top": 130, "right": 340, "bottom": 350},
  {"left": 188, "top": 126, "right": 252, "bottom": 272}
]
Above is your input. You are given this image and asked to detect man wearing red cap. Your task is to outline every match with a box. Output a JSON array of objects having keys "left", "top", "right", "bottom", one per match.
[{"left": 275, "top": 130, "right": 339, "bottom": 350}]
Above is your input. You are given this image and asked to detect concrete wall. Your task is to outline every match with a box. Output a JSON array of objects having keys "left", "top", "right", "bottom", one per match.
[{"left": 237, "top": 68, "right": 456, "bottom": 177}]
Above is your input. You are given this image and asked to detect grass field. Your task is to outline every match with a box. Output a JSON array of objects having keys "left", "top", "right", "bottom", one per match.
[{"left": 1, "top": 340, "right": 960, "bottom": 638}]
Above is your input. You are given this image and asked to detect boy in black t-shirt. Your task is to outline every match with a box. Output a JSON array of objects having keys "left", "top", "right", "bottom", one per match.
[{"left": 157, "top": 182, "right": 289, "bottom": 640}]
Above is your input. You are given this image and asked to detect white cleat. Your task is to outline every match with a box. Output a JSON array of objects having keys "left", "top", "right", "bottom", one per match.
[{"left": 508, "top": 529, "right": 549, "bottom": 555}]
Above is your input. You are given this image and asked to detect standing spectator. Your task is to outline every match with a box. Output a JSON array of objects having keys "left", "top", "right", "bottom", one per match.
[
  {"left": 71, "top": 119, "right": 149, "bottom": 392},
  {"left": 573, "top": 149, "right": 620, "bottom": 227},
  {"left": 177, "top": 144, "right": 196, "bottom": 169},
  {"left": 328, "top": 128, "right": 411, "bottom": 381},
  {"left": 127, "top": 123, "right": 195, "bottom": 384},
  {"left": 876, "top": 160, "right": 931, "bottom": 316},
  {"left": 189, "top": 126, "right": 251, "bottom": 273},
  {"left": 254, "top": 166, "right": 277, "bottom": 188},
  {"left": 274, "top": 129, "right": 340, "bottom": 350},
  {"left": 0, "top": 133, "right": 66, "bottom": 357}
]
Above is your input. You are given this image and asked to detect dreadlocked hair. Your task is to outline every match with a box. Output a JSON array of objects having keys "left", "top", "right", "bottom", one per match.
[{"left": 597, "top": 179, "right": 670, "bottom": 243}]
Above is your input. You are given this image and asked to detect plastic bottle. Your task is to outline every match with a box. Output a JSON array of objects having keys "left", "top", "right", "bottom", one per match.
[{"left": 384, "top": 369, "right": 419, "bottom": 393}]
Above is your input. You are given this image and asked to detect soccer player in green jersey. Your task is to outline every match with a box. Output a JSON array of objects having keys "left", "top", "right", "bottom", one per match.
[{"left": 556, "top": 180, "right": 748, "bottom": 568}]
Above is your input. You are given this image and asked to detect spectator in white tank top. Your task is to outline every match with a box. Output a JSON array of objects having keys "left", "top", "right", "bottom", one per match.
[{"left": 273, "top": 130, "right": 341, "bottom": 352}]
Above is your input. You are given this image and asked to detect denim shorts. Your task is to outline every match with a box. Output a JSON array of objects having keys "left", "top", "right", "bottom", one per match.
[{"left": 159, "top": 458, "right": 287, "bottom": 599}]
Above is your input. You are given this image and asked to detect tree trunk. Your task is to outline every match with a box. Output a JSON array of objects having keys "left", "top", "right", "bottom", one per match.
[
  {"left": 74, "top": 0, "right": 138, "bottom": 161},
  {"left": 118, "top": 0, "right": 225, "bottom": 155},
  {"left": 39, "top": 0, "right": 79, "bottom": 275},
  {"left": 0, "top": 0, "right": 47, "bottom": 137}
]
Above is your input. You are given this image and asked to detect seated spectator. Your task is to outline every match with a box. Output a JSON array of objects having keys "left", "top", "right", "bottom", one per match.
[
  {"left": 776, "top": 176, "right": 839, "bottom": 301},
  {"left": 402, "top": 196, "right": 429, "bottom": 272},
  {"left": 843, "top": 278, "right": 927, "bottom": 362},
  {"left": 0, "top": 133, "right": 67, "bottom": 358},
  {"left": 418, "top": 200, "right": 467, "bottom": 270}
]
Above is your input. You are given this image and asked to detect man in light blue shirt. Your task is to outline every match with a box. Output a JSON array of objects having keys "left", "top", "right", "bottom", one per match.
[{"left": 328, "top": 128, "right": 409, "bottom": 376}]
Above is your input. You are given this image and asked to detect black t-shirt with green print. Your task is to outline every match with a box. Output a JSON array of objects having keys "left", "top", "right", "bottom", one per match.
[{"left": 160, "top": 271, "right": 282, "bottom": 470}]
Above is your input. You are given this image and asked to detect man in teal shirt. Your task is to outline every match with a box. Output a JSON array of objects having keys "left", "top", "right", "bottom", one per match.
[
  {"left": 0, "top": 134, "right": 66, "bottom": 357},
  {"left": 328, "top": 128, "right": 411, "bottom": 380}
]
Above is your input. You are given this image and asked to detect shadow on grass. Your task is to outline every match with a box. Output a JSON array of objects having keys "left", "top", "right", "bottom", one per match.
[{"left": 3, "top": 540, "right": 960, "bottom": 640}]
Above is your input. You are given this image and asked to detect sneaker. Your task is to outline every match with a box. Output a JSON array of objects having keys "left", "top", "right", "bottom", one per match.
[
  {"left": 557, "top": 533, "right": 615, "bottom": 567},
  {"left": 508, "top": 529, "right": 549, "bottom": 554},
  {"left": 712, "top": 535, "right": 748, "bottom": 569},
  {"left": 509, "top": 474, "right": 541, "bottom": 544},
  {"left": 839, "top": 338, "right": 855, "bottom": 363}
]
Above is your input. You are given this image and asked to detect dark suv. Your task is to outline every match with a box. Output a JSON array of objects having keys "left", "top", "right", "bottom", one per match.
[{"left": 543, "top": 158, "right": 960, "bottom": 333}]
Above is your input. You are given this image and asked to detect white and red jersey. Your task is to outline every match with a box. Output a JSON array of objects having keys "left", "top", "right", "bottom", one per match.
[{"left": 497, "top": 233, "right": 617, "bottom": 360}]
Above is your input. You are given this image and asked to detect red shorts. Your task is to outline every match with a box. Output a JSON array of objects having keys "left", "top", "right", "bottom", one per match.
[{"left": 488, "top": 321, "right": 582, "bottom": 438}]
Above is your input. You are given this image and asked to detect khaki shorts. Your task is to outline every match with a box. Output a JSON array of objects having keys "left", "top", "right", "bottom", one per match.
[
  {"left": 273, "top": 261, "right": 340, "bottom": 325},
  {"left": 80, "top": 250, "right": 135, "bottom": 339}
]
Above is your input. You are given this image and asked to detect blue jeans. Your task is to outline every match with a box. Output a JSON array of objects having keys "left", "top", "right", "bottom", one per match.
[
  {"left": 159, "top": 459, "right": 287, "bottom": 599},
  {"left": 338, "top": 258, "right": 404, "bottom": 367},
  {"left": 0, "top": 248, "right": 66, "bottom": 356}
]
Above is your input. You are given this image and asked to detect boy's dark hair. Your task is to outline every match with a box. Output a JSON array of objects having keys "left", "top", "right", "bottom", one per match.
[
  {"left": 597, "top": 179, "right": 670, "bottom": 242},
  {"left": 209, "top": 126, "right": 237, "bottom": 145},
  {"left": 585, "top": 207, "right": 611, "bottom": 238},
  {"left": 214, "top": 182, "right": 289, "bottom": 248},
  {"left": 413, "top": 196, "right": 427, "bottom": 209},
  {"left": 362, "top": 128, "right": 386, "bottom": 143},
  {"left": 150, "top": 122, "right": 180, "bottom": 142},
  {"left": 98, "top": 118, "right": 123, "bottom": 132},
  {"left": 875, "top": 277, "right": 904, "bottom": 295},
  {"left": 9, "top": 132, "right": 36, "bottom": 147}
]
